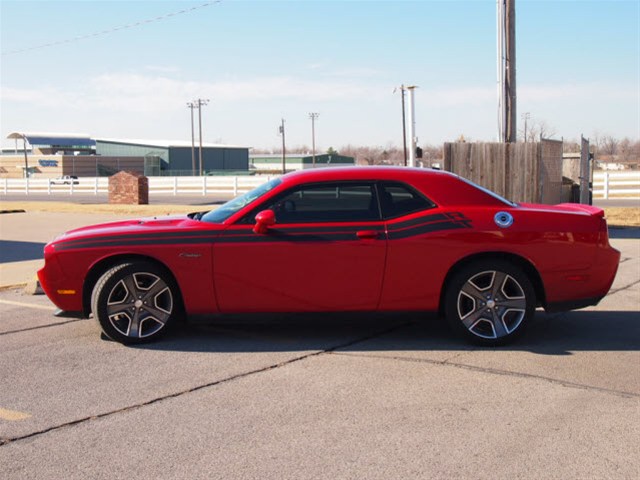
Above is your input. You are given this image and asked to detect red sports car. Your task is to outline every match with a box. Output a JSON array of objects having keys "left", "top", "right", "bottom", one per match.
[{"left": 38, "top": 167, "right": 620, "bottom": 345}]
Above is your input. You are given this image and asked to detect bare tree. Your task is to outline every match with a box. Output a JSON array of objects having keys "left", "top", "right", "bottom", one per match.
[
  {"left": 563, "top": 140, "right": 581, "bottom": 153},
  {"left": 601, "top": 136, "right": 619, "bottom": 156},
  {"left": 528, "top": 119, "right": 557, "bottom": 140}
]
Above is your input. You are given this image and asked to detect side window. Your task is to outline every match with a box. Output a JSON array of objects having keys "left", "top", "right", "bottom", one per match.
[
  {"left": 378, "top": 182, "right": 434, "bottom": 219},
  {"left": 263, "top": 183, "right": 379, "bottom": 223}
]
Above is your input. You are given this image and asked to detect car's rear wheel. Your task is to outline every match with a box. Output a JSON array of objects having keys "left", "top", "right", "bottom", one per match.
[
  {"left": 444, "top": 260, "right": 535, "bottom": 346},
  {"left": 91, "top": 261, "right": 180, "bottom": 344}
]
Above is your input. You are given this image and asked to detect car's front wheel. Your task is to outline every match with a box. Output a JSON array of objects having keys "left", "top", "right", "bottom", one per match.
[
  {"left": 444, "top": 260, "right": 536, "bottom": 346},
  {"left": 91, "top": 261, "right": 180, "bottom": 344}
]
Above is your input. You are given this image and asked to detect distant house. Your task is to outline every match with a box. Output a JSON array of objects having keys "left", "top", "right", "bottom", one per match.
[{"left": 597, "top": 161, "right": 626, "bottom": 171}]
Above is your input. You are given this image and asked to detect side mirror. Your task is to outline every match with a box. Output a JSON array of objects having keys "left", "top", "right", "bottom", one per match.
[{"left": 253, "top": 209, "right": 276, "bottom": 234}]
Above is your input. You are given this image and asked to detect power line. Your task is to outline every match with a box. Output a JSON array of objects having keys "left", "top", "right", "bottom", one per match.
[{"left": 1, "top": 1, "right": 223, "bottom": 57}]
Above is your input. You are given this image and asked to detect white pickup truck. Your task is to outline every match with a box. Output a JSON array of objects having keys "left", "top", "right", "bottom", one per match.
[{"left": 50, "top": 175, "right": 79, "bottom": 185}]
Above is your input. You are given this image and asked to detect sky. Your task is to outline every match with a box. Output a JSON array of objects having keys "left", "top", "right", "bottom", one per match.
[{"left": 1, "top": 0, "right": 639, "bottom": 151}]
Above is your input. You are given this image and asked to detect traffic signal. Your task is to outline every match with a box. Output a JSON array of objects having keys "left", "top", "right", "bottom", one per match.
[{"left": 416, "top": 146, "right": 423, "bottom": 159}]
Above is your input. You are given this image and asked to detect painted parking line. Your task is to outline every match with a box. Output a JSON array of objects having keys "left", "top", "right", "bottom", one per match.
[
  {"left": 0, "top": 299, "right": 56, "bottom": 311},
  {"left": 0, "top": 407, "right": 31, "bottom": 421}
]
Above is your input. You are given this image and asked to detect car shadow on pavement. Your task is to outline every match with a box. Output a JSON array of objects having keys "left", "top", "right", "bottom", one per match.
[
  {"left": 0, "top": 240, "right": 45, "bottom": 263},
  {"left": 134, "top": 310, "right": 640, "bottom": 356}
]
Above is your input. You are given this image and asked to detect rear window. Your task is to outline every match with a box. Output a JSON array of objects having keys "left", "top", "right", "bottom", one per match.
[{"left": 378, "top": 182, "right": 434, "bottom": 219}]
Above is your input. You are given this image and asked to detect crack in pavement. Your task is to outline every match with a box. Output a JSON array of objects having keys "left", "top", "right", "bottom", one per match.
[
  {"left": 0, "top": 319, "right": 85, "bottom": 337},
  {"left": 0, "top": 320, "right": 414, "bottom": 447},
  {"left": 331, "top": 351, "right": 640, "bottom": 399},
  {"left": 607, "top": 279, "right": 640, "bottom": 296}
]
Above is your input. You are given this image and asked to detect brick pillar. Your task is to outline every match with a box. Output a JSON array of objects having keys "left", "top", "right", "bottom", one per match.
[{"left": 108, "top": 171, "right": 149, "bottom": 205}]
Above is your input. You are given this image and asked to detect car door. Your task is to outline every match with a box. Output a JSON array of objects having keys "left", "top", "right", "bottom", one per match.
[{"left": 212, "top": 181, "right": 387, "bottom": 312}]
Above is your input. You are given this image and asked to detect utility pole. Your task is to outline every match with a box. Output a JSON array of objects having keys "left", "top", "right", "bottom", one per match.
[
  {"left": 406, "top": 86, "right": 418, "bottom": 168},
  {"left": 505, "top": 0, "right": 517, "bottom": 143},
  {"left": 497, "top": 0, "right": 517, "bottom": 142},
  {"left": 194, "top": 98, "right": 209, "bottom": 176},
  {"left": 279, "top": 119, "right": 286, "bottom": 174},
  {"left": 397, "top": 85, "right": 408, "bottom": 166},
  {"left": 309, "top": 112, "right": 319, "bottom": 167},
  {"left": 187, "top": 102, "right": 197, "bottom": 175},
  {"left": 21, "top": 134, "right": 29, "bottom": 178}
]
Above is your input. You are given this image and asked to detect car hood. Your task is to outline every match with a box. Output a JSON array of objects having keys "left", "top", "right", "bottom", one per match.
[{"left": 51, "top": 215, "right": 221, "bottom": 245}]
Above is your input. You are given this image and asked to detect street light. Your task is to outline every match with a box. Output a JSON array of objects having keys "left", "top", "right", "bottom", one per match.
[
  {"left": 187, "top": 102, "right": 197, "bottom": 175},
  {"left": 308, "top": 112, "right": 319, "bottom": 167},
  {"left": 6, "top": 132, "right": 29, "bottom": 178},
  {"left": 196, "top": 98, "right": 209, "bottom": 176},
  {"left": 393, "top": 85, "right": 408, "bottom": 166},
  {"left": 279, "top": 119, "right": 286, "bottom": 174}
]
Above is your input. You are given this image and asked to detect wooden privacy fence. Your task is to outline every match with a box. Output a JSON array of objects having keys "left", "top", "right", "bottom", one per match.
[{"left": 443, "top": 140, "right": 564, "bottom": 204}]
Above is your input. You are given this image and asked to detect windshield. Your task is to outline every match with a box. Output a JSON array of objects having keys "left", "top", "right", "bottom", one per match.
[{"left": 201, "top": 178, "right": 282, "bottom": 223}]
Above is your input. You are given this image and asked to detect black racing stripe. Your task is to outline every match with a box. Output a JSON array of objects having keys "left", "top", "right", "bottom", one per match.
[
  {"left": 222, "top": 225, "right": 385, "bottom": 235},
  {"left": 57, "top": 224, "right": 386, "bottom": 249},
  {"left": 55, "top": 231, "right": 377, "bottom": 250},
  {"left": 387, "top": 213, "right": 450, "bottom": 230},
  {"left": 55, "top": 236, "right": 220, "bottom": 251},
  {"left": 57, "top": 229, "right": 219, "bottom": 246},
  {"left": 58, "top": 224, "right": 385, "bottom": 247},
  {"left": 387, "top": 221, "right": 469, "bottom": 240},
  {"left": 56, "top": 212, "right": 471, "bottom": 250},
  {"left": 221, "top": 232, "right": 370, "bottom": 244}
]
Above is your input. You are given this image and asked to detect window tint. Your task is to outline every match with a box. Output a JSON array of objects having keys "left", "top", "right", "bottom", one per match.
[
  {"left": 263, "top": 183, "right": 379, "bottom": 223},
  {"left": 201, "top": 178, "right": 281, "bottom": 223},
  {"left": 378, "top": 182, "right": 434, "bottom": 219}
]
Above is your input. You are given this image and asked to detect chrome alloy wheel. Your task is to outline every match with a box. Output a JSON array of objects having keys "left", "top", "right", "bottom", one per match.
[
  {"left": 106, "top": 272, "right": 173, "bottom": 339},
  {"left": 456, "top": 270, "right": 527, "bottom": 339}
]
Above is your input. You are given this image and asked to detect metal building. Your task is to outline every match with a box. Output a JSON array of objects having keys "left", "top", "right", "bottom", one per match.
[{"left": 96, "top": 139, "right": 249, "bottom": 175}]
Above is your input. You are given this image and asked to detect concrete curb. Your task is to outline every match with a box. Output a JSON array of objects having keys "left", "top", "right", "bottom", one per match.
[{"left": 0, "top": 283, "right": 28, "bottom": 292}]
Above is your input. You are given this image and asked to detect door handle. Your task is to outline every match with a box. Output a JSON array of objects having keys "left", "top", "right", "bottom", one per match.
[{"left": 356, "top": 230, "right": 379, "bottom": 239}]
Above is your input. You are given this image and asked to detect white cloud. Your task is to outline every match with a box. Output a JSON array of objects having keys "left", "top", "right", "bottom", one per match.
[
  {"left": 1, "top": 73, "right": 384, "bottom": 114},
  {"left": 519, "top": 83, "right": 638, "bottom": 103},
  {"left": 418, "top": 82, "right": 639, "bottom": 109}
]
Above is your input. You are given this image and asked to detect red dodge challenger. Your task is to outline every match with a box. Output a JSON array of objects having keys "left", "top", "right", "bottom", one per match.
[{"left": 38, "top": 167, "right": 620, "bottom": 345}]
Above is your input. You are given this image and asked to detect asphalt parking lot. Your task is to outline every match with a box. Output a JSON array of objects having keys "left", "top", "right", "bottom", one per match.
[{"left": 0, "top": 215, "right": 638, "bottom": 479}]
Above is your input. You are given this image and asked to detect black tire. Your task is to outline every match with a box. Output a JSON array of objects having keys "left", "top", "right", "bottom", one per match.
[
  {"left": 91, "top": 261, "right": 181, "bottom": 344},
  {"left": 444, "top": 260, "right": 536, "bottom": 346}
]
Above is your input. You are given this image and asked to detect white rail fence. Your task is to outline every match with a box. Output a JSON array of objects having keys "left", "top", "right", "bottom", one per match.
[
  {"left": 2, "top": 172, "right": 638, "bottom": 200},
  {"left": 0, "top": 176, "right": 278, "bottom": 197},
  {"left": 593, "top": 171, "right": 640, "bottom": 199}
]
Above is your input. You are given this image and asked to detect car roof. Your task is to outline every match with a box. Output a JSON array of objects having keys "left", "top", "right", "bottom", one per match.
[{"left": 280, "top": 166, "right": 454, "bottom": 185}]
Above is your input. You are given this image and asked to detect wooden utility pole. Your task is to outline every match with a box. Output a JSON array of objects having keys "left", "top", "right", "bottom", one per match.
[{"left": 505, "top": 0, "right": 516, "bottom": 143}]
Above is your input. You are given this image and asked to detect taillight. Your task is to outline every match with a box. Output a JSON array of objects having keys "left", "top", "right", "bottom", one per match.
[
  {"left": 599, "top": 218, "right": 609, "bottom": 246},
  {"left": 600, "top": 218, "right": 608, "bottom": 233}
]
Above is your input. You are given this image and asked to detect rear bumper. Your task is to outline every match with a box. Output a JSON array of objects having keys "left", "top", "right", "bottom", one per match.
[{"left": 542, "top": 245, "right": 620, "bottom": 309}]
